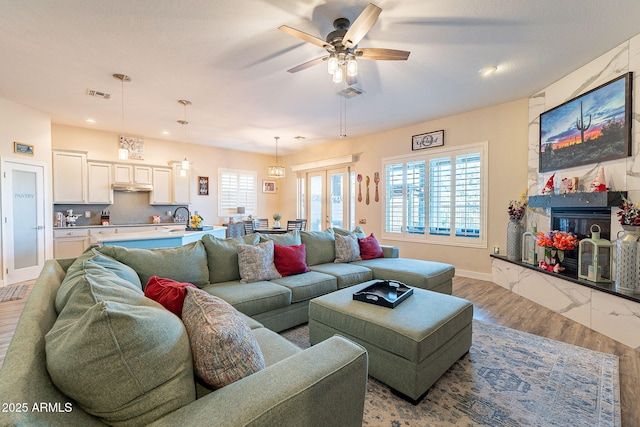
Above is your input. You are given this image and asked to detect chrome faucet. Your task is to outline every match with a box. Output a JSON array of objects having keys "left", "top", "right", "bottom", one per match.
[{"left": 173, "top": 206, "right": 190, "bottom": 228}]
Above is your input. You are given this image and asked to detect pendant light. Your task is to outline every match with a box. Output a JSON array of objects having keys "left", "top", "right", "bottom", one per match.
[
  {"left": 177, "top": 99, "right": 191, "bottom": 174},
  {"left": 267, "top": 136, "right": 285, "bottom": 179},
  {"left": 113, "top": 73, "right": 132, "bottom": 160}
]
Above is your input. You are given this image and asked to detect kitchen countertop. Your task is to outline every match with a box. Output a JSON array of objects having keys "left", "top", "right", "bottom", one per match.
[
  {"left": 54, "top": 223, "right": 180, "bottom": 230},
  {"left": 94, "top": 225, "right": 227, "bottom": 248}
]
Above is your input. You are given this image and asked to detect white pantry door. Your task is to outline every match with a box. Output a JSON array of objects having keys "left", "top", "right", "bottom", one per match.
[{"left": 1, "top": 159, "right": 46, "bottom": 284}]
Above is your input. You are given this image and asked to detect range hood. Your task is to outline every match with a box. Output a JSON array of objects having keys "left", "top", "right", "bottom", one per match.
[{"left": 112, "top": 183, "right": 153, "bottom": 192}]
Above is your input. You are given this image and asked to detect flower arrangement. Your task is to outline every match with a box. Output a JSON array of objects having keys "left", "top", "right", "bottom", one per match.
[
  {"left": 617, "top": 197, "right": 640, "bottom": 226},
  {"left": 536, "top": 230, "right": 579, "bottom": 272},
  {"left": 190, "top": 214, "right": 203, "bottom": 229},
  {"left": 507, "top": 193, "right": 527, "bottom": 221}
]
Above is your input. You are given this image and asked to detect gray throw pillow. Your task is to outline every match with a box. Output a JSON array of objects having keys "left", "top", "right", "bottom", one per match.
[
  {"left": 334, "top": 233, "right": 361, "bottom": 263},
  {"left": 237, "top": 240, "right": 282, "bottom": 283}
]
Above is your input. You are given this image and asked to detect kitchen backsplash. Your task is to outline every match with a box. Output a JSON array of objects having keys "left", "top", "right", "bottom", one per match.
[{"left": 54, "top": 191, "right": 181, "bottom": 226}]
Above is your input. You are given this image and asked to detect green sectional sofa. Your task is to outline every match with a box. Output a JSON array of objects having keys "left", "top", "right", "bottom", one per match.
[{"left": 0, "top": 227, "right": 455, "bottom": 426}]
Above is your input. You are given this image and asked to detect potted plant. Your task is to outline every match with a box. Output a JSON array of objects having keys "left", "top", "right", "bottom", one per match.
[{"left": 272, "top": 212, "right": 282, "bottom": 228}]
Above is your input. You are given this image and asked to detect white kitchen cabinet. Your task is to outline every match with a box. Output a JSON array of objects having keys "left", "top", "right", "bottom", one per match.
[
  {"left": 150, "top": 167, "right": 172, "bottom": 205},
  {"left": 172, "top": 163, "right": 191, "bottom": 205},
  {"left": 53, "top": 150, "right": 87, "bottom": 203},
  {"left": 53, "top": 228, "right": 89, "bottom": 258},
  {"left": 113, "top": 164, "right": 153, "bottom": 185},
  {"left": 87, "top": 161, "right": 113, "bottom": 204}
]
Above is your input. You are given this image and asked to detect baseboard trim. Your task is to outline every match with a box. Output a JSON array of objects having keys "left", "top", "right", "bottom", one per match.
[{"left": 455, "top": 269, "right": 492, "bottom": 282}]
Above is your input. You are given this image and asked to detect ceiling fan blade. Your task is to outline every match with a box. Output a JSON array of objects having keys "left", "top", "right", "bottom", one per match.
[
  {"left": 287, "top": 56, "right": 328, "bottom": 73},
  {"left": 343, "top": 3, "right": 382, "bottom": 49},
  {"left": 355, "top": 48, "right": 410, "bottom": 60},
  {"left": 278, "top": 25, "right": 335, "bottom": 52}
]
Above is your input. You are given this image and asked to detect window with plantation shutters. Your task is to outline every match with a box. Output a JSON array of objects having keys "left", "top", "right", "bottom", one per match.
[
  {"left": 218, "top": 169, "right": 257, "bottom": 217},
  {"left": 383, "top": 142, "right": 487, "bottom": 248}
]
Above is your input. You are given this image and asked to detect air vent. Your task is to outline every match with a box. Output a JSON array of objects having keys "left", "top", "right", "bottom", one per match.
[
  {"left": 337, "top": 86, "right": 364, "bottom": 98},
  {"left": 86, "top": 89, "right": 111, "bottom": 99}
]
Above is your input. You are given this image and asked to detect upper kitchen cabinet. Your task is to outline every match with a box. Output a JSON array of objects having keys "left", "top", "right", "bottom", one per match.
[
  {"left": 53, "top": 149, "right": 87, "bottom": 203},
  {"left": 87, "top": 161, "right": 113, "bottom": 204},
  {"left": 113, "top": 164, "right": 153, "bottom": 185},
  {"left": 172, "top": 163, "right": 191, "bottom": 205},
  {"left": 150, "top": 167, "right": 172, "bottom": 205}
]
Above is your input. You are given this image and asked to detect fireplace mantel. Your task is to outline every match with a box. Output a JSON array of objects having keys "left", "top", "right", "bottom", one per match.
[{"left": 528, "top": 191, "right": 626, "bottom": 209}]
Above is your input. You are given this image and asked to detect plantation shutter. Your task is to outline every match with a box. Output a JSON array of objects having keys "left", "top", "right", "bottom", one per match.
[{"left": 218, "top": 169, "right": 257, "bottom": 217}]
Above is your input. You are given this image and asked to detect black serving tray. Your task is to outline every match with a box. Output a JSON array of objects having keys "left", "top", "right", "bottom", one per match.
[{"left": 353, "top": 280, "right": 413, "bottom": 308}]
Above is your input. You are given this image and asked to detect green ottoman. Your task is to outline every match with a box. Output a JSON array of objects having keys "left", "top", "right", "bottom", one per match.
[{"left": 309, "top": 280, "right": 473, "bottom": 402}]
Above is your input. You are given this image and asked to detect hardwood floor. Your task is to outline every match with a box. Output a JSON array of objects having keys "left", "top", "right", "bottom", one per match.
[{"left": 1, "top": 276, "right": 638, "bottom": 425}]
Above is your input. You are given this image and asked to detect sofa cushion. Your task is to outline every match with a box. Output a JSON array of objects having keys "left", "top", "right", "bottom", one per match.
[
  {"left": 352, "top": 258, "right": 455, "bottom": 294},
  {"left": 300, "top": 228, "right": 336, "bottom": 266},
  {"left": 259, "top": 230, "right": 301, "bottom": 246},
  {"left": 309, "top": 263, "right": 373, "bottom": 289},
  {"left": 333, "top": 226, "right": 366, "bottom": 239},
  {"left": 55, "top": 248, "right": 142, "bottom": 313},
  {"left": 45, "top": 258, "right": 195, "bottom": 426},
  {"left": 97, "top": 240, "right": 209, "bottom": 287},
  {"left": 358, "top": 233, "right": 384, "bottom": 260},
  {"left": 182, "top": 287, "right": 265, "bottom": 390},
  {"left": 237, "top": 240, "right": 282, "bottom": 284},
  {"left": 201, "top": 280, "right": 292, "bottom": 316},
  {"left": 274, "top": 243, "right": 311, "bottom": 277},
  {"left": 202, "top": 233, "right": 260, "bottom": 283},
  {"left": 334, "top": 233, "right": 361, "bottom": 263},
  {"left": 271, "top": 271, "right": 337, "bottom": 303},
  {"left": 144, "top": 276, "right": 197, "bottom": 318}
]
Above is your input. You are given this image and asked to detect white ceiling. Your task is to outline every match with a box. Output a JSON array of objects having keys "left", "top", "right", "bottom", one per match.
[{"left": 1, "top": 0, "right": 639, "bottom": 155}]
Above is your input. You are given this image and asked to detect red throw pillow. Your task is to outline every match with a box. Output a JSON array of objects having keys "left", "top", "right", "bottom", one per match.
[
  {"left": 273, "top": 243, "right": 311, "bottom": 277},
  {"left": 358, "top": 233, "right": 384, "bottom": 260},
  {"left": 144, "top": 276, "right": 197, "bottom": 318}
]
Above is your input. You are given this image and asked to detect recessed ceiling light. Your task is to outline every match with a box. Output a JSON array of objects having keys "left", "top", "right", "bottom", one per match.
[
  {"left": 162, "top": 130, "right": 170, "bottom": 135},
  {"left": 479, "top": 66, "right": 497, "bottom": 77},
  {"left": 85, "top": 118, "right": 96, "bottom": 123}
]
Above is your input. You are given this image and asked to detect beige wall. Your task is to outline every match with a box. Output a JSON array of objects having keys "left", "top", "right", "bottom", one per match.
[
  {"left": 51, "top": 124, "right": 282, "bottom": 224},
  {"left": 282, "top": 99, "right": 530, "bottom": 278}
]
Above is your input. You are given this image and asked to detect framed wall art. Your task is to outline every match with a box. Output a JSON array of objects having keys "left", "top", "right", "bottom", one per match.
[
  {"left": 539, "top": 72, "right": 632, "bottom": 172},
  {"left": 412, "top": 130, "right": 444, "bottom": 151},
  {"left": 262, "top": 179, "right": 276, "bottom": 194},
  {"left": 198, "top": 176, "right": 209, "bottom": 195},
  {"left": 119, "top": 135, "right": 145, "bottom": 160},
  {"left": 14, "top": 142, "right": 34, "bottom": 155}
]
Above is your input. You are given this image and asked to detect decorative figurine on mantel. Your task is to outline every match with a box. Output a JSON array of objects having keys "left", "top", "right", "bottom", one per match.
[
  {"left": 542, "top": 173, "right": 555, "bottom": 195},
  {"left": 590, "top": 167, "right": 607, "bottom": 192},
  {"left": 560, "top": 177, "right": 579, "bottom": 194}
]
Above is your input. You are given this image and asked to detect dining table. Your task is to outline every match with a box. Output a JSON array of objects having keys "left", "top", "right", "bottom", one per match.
[{"left": 254, "top": 228, "right": 289, "bottom": 234}]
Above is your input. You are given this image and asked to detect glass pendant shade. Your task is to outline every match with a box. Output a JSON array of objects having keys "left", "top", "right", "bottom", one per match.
[
  {"left": 578, "top": 224, "right": 612, "bottom": 282},
  {"left": 118, "top": 147, "right": 129, "bottom": 160},
  {"left": 268, "top": 136, "right": 285, "bottom": 178},
  {"left": 327, "top": 56, "right": 338, "bottom": 74},
  {"left": 181, "top": 157, "right": 190, "bottom": 170},
  {"left": 332, "top": 66, "right": 343, "bottom": 83},
  {"left": 346, "top": 58, "right": 358, "bottom": 77}
]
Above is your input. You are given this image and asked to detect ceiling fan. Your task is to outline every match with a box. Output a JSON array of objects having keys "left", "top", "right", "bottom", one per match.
[{"left": 278, "top": 3, "right": 410, "bottom": 85}]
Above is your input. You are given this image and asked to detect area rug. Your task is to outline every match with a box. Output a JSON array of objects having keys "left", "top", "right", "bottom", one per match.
[
  {"left": 0, "top": 284, "right": 28, "bottom": 303},
  {"left": 280, "top": 320, "right": 620, "bottom": 427}
]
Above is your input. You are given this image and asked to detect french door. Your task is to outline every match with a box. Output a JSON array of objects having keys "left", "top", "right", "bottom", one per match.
[
  {"left": 1, "top": 159, "right": 46, "bottom": 284},
  {"left": 306, "top": 167, "right": 352, "bottom": 231}
]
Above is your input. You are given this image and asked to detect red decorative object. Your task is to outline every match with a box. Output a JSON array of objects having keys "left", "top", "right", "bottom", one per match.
[
  {"left": 144, "top": 276, "right": 197, "bottom": 318},
  {"left": 273, "top": 243, "right": 310, "bottom": 276},
  {"left": 358, "top": 233, "right": 384, "bottom": 260},
  {"left": 542, "top": 173, "right": 555, "bottom": 195}
]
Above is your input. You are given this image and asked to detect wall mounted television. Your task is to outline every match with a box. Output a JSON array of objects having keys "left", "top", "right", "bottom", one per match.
[{"left": 539, "top": 72, "right": 632, "bottom": 173}]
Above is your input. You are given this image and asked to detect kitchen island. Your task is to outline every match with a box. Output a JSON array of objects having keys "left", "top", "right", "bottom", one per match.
[{"left": 93, "top": 225, "right": 227, "bottom": 248}]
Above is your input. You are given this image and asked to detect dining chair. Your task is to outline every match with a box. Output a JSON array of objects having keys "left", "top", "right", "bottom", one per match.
[
  {"left": 257, "top": 218, "right": 269, "bottom": 229},
  {"left": 243, "top": 220, "right": 255, "bottom": 234},
  {"left": 296, "top": 218, "right": 307, "bottom": 231},
  {"left": 287, "top": 220, "right": 303, "bottom": 231}
]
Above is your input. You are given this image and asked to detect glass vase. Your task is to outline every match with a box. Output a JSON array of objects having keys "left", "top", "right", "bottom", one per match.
[{"left": 506, "top": 220, "right": 524, "bottom": 261}]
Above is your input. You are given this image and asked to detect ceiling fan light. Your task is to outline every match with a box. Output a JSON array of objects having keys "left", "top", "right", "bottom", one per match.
[
  {"left": 347, "top": 58, "right": 358, "bottom": 77},
  {"left": 332, "top": 66, "right": 343, "bottom": 83},
  {"left": 327, "top": 56, "right": 338, "bottom": 74}
]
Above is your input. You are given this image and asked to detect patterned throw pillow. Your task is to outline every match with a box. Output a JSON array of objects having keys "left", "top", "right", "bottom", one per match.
[
  {"left": 144, "top": 276, "right": 197, "bottom": 318},
  {"left": 237, "top": 240, "right": 282, "bottom": 284},
  {"left": 181, "top": 287, "right": 265, "bottom": 389},
  {"left": 334, "top": 233, "right": 361, "bottom": 263},
  {"left": 273, "top": 243, "right": 311, "bottom": 276},
  {"left": 359, "top": 233, "right": 384, "bottom": 260}
]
